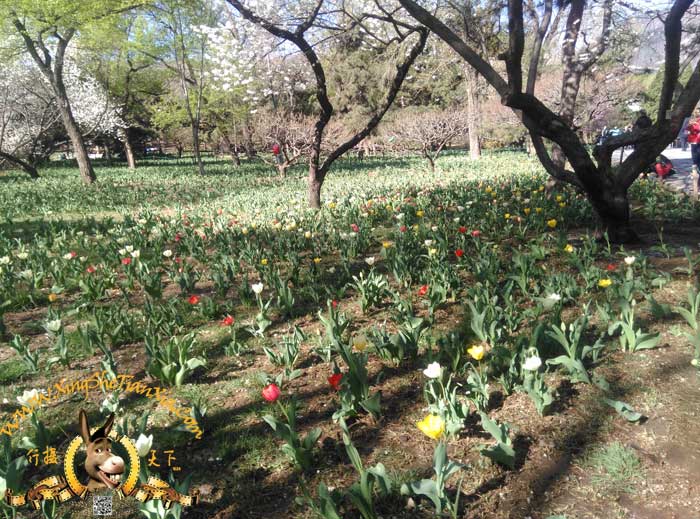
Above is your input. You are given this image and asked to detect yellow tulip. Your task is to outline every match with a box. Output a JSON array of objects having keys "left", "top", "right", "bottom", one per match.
[
  {"left": 416, "top": 210, "right": 425, "bottom": 218},
  {"left": 260, "top": 259, "right": 268, "bottom": 266},
  {"left": 555, "top": 195, "right": 563, "bottom": 202},
  {"left": 304, "top": 231, "right": 312, "bottom": 239},
  {"left": 598, "top": 278, "right": 612, "bottom": 288},
  {"left": 353, "top": 334, "right": 368, "bottom": 352},
  {"left": 467, "top": 344, "right": 485, "bottom": 361},
  {"left": 313, "top": 257, "right": 321, "bottom": 264},
  {"left": 564, "top": 244, "right": 574, "bottom": 253},
  {"left": 504, "top": 213, "right": 511, "bottom": 219},
  {"left": 524, "top": 208, "right": 531, "bottom": 215},
  {"left": 428, "top": 248, "right": 437, "bottom": 256},
  {"left": 547, "top": 219, "right": 557, "bottom": 229},
  {"left": 48, "top": 293, "right": 58, "bottom": 303},
  {"left": 382, "top": 241, "right": 393, "bottom": 249},
  {"left": 416, "top": 414, "right": 444, "bottom": 440},
  {"left": 559, "top": 202, "right": 566, "bottom": 208},
  {"left": 535, "top": 207, "right": 543, "bottom": 214}
]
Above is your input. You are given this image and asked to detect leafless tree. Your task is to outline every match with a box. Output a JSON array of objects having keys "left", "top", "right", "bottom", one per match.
[
  {"left": 389, "top": 108, "right": 469, "bottom": 170},
  {"left": 253, "top": 110, "right": 315, "bottom": 177}
]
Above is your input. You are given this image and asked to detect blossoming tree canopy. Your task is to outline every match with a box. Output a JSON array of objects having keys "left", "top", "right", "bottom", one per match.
[
  {"left": 0, "top": 55, "right": 122, "bottom": 179},
  {"left": 1, "top": 0, "right": 138, "bottom": 184}
]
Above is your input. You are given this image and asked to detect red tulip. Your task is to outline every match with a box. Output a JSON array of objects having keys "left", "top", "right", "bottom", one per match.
[
  {"left": 221, "top": 315, "right": 234, "bottom": 326},
  {"left": 86, "top": 265, "right": 96, "bottom": 274},
  {"left": 400, "top": 225, "right": 407, "bottom": 232},
  {"left": 458, "top": 226, "right": 467, "bottom": 234},
  {"left": 455, "top": 249, "right": 464, "bottom": 258},
  {"left": 331, "top": 300, "right": 339, "bottom": 309},
  {"left": 188, "top": 295, "right": 200, "bottom": 305},
  {"left": 328, "top": 373, "right": 343, "bottom": 391},
  {"left": 471, "top": 230, "right": 481, "bottom": 238},
  {"left": 350, "top": 223, "right": 359, "bottom": 233},
  {"left": 418, "top": 284, "right": 429, "bottom": 296},
  {"left": 121, "top": 257, "right": 132, "bottom": 266},
  {"left": 69, "top": 251, "right": 78, "bottom": 258},
  {"left": 606, "top": 263, "right": 616, "bottom": 272},
  {"left": 262, "top": 383, "right": 281, "bottom": 402}
]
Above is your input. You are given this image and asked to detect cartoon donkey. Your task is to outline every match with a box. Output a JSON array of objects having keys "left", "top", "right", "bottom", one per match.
[{"left": 79, "top": 410, "right": 125, "bottom": 491}]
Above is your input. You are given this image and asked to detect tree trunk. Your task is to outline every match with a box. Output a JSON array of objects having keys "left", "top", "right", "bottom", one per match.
[
  {"left": 588, "top": 186, "right": 637, "bottom": 243},
  {"left": 176, "top": 144, "right": 183, "bottom": 159},
  {"left": 0, "top": 151, "right": 39, "bottom": 179},
  {"left": 57, "top": 101, "right": 96, "bottom": 184},
  {"left": 191, "top": 125, "right": 205, "bottom": 175},
  {"left": 308, "top": 164, "right": 322, "bottom": 209},
  {"left": 231, "top": 148, "right": 241, "bottom": 166},
  {"left": 103, "top": 144, "right": 112, "bottom": 166},
  {"left": 124, "top": 132, "right": 136, "bottom": 170},
  {"left": 242, "top": 124, "right": 256, "bottom": 159},
  {"left": 465, "top": 67, "right": 481, "bottom": 159},
  {"left": 277, "top": 164, "right": 288, "bottom": 177}
]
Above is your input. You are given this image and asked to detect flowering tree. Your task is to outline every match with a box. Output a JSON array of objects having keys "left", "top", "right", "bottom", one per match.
[
  {"left": 388, "top": 108, "right": 469, "bottom": 171},
  {"left": 397, "top": 0, "right": 700, "bottom": 242},
  {"left": 0, "top": 56, "right": 122, "bottom": 178},
  {"left": 224, "top": 0, "right": 429, "bottom": 208},
  {"left": 4, "top": 1, "right": 136, "bottom": 183}
]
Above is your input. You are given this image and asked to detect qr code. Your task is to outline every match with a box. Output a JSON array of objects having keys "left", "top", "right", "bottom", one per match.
[{"left": 93, "top": 495, "right": 113, "bottom": 516}]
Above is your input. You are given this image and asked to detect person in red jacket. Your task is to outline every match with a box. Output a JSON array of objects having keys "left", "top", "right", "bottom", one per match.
[
  {"left": 686, "top": 110, "right": 700, "bottom": 170},
  {"left": 653, "top": 155, "right": 675, "bottom": 182}
]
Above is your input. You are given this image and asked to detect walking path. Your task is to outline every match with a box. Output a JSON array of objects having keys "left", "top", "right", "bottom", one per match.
[{"left": 613, "top": 146, "right": 696, "bottom": 194}]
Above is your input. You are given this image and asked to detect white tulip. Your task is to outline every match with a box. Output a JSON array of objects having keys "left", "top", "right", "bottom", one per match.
[
  {"left": 422, "top": 362, "right": 442, "bottom": 379},
  {"left": 45, "top": 319, "right": 62, "bottom": 333},
  {"left": 17, "top": 389, "right": 40, "bottom": 408},
  {"left": 252, "top": 283, "right": 264, "bottom": 294},
  {"left": 162, "top": 249, "right": 173, "bottom": 258},
  {"left": 523, "top": 356, "right": 542, "bottom": 371},
  {"left": 135, "top": 434, "right": 154, "bottom": 457},
  {"left": 424, "top": 240, "right": 434, "bottom": 247},
  {"left": 130, "top": 250, "right": 140, "bottom": 259},
  {"left": 624, "top": 256, "right": 636, "bottom": 266},
  {"left": 365, "top": 257, "right": 376, "bottom": 266}
]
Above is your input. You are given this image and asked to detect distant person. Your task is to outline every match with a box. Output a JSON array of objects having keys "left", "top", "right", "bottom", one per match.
[
  {"left": 633, "top": 110, "right": 652, "bottom": 131},
  {"left": 652, "top": 155, "right": 676, "bottom": 182},
  {"left": 686, "top": 110, "right": 700, "bottom": 171}
]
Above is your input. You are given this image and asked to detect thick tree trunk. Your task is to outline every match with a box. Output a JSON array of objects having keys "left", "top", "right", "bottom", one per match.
[
  {"left": 277, "top": 164, "right": 288, "bottom": 177},
  {"left": 57, "top": 102, "right": 96, "bottom": 184},
  {"left": 308, "top": 164, "right": 322, "bottom": 209},
  {"left": 588, "top": 186, "right": 637, "bottom": 243},
  {"left": 465, "top": 67, "right": 481, "bottom": 159},
  {"left": 124, "top": 133, "right": 136, "bottom": 170},
  {"left": 0, "top": 151, "right": 39, "bottom": 179}
]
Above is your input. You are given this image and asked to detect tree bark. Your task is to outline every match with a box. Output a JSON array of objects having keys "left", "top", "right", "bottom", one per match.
[
  {"left": 465, "top": 67, "right": 481, "bottom": 159},
  {"left": 103, "top": 144, "right": 112, "bottom": 166},
  {"left": 123, "top": 130, "right": 136, "bottom": 170},
  {"left": 57, "top": 101, "right": 96, "bottom": 184},
  {"left": 0, "top": 151, "right": 39, "bottom": 179},
  {"left": 587, "top": 184, "right": 636, "bottom": 243},
  {"left": 308, "top": 164, "right": 322, "bottom": 209}
]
